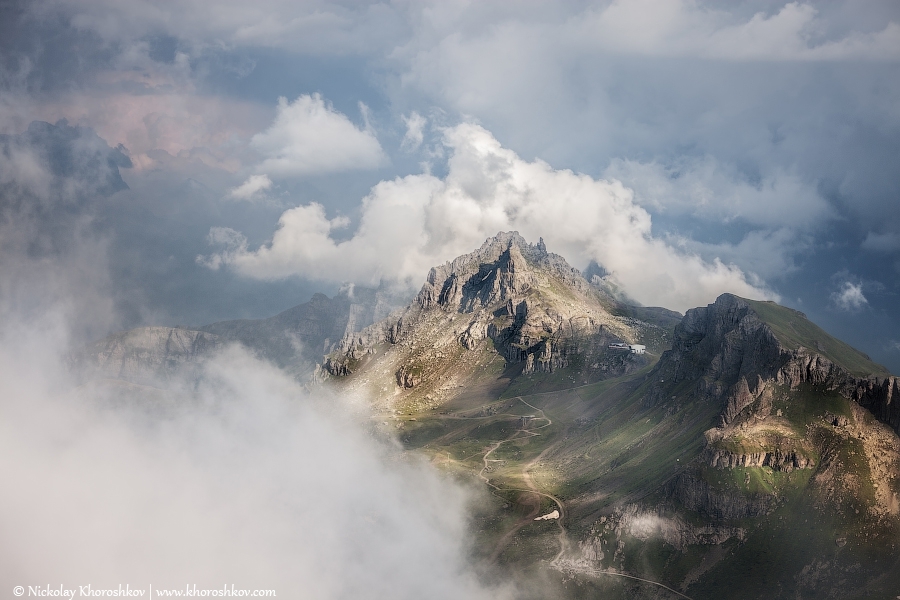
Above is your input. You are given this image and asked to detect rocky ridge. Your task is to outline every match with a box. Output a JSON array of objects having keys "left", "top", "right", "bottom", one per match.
[
  {"left": 550, "top": 293, "right": 900, "bottom": 598},
  {"left": 73, "top": 326, "right": 221, "bottom": 385},
  {"left": 649, "top": 293, "right": 896, "bottom": 434},
  {"left": 74, "top": 285, "right": 400, "bottom": 385},
  {"left": 320, "top": 232, "right": 674, "bottom": 408},
  {"left": 623, "top": 293, "right": 899, "bottom": 522}
]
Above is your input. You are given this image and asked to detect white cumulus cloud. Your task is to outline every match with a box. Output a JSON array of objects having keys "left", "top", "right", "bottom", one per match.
[
  {"left": 832, "top": 281, "right": 869, "bottom": 311},
  {"left": 228, "top": 174, "right": 273, "bottom": 200},
  {"left": 251, "top": 94, "right": 387, "bottom": 177},
  {"left": 203, "top": 123, "right": 774, "bottom": 312}
]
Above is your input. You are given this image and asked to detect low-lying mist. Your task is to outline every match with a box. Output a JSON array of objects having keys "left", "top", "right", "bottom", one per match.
[
  {"left": 0, "top": 318, "right": 511, "bottom": 598},
  {"left": 0, "top": 126, "right": 512, "bottom": 599}
]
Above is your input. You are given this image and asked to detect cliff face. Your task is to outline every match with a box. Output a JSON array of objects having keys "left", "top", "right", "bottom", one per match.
[
  {"left": 320, "top": 232, "right": 675, "bottom": 408},
  {"left": 666, "top": 471, "right": 775, "bottom": 520},
  {"left": 552, "top": 294, "right": 900, "bottom": 597},
  {"left": 853, "top": 376, "right": 900, "bottom": 432},
  {"left": 74, "top": 326, "right": 221, "bottom": 384},
  {"left": 648, "top": 294, "right": 781, "bottom": 422},
  {"left": 649, "top": 293, "right": 897, "bottom": 434}
]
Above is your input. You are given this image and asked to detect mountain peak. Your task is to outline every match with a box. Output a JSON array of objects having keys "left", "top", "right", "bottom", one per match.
[
  {"left": 418, "top": 231, "right": 589, "bottom": 313},
  {"left": 426, "top": 231, "right": 547, "bottom": 281},
  {"left": 321, "top": 232, "right": 676, "bottom": 409},
  {"left": 650, "top": 292, "right": 896, "bottom": 431}
]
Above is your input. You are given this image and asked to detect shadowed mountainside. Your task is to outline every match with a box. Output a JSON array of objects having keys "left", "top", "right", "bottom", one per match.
[{"left": 322, "top": 237, "right": 900, "bottom": 599}]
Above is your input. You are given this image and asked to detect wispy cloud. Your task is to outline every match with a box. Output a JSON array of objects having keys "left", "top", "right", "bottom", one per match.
[
  {"left": 228, "top": 174, "right": 272, "bottom": 201},
  {"left": 575, "top": 1, "right": 900, "bottom": 61},
  {"left": 604, "top": 156, "right": 834, "bottom": 229},
  {"left": 401, "top": 111, "right": 427, "bottom": 151}
]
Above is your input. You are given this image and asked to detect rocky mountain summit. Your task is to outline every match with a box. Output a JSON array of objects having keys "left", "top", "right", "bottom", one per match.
[
  {"left": 320, "top": 232, "right": 679, "bottom": 409},
  {"left": 649, "top": 293, "right": 894, "bottom": 428}
]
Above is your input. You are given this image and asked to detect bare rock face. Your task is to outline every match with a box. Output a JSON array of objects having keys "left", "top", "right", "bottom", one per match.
[
  {"left": 647, "top": 294, "right": 781, "bottom": 418},
  {"left": 396, "top": 366, "right": 421, "bottom": 388},
  {"left": 74, "top": 326, "right": 221, "bottom": 384},
  {"left": 666, "top": 471, "right": 775, "bottom": 520},
  {"left": 322, "top": 356, "right": 352, "bottom": 377},
  {"left": 416, "top": 232, "right": 584, "bottom": 313},
  {"left": 703, "top": 447, "right": 813, "bottom": 471},
  {"left": 649, "top": 293, "right": 897, "bottom": 435},
  {"left": 321, "top": 232, "right": 669, "bottom": 406},
  {"left": 413, "top": 233, "right": 627, "bottom": 373},
  {"left": 841, "top": 376, "right": 900, "bottom": 432}
]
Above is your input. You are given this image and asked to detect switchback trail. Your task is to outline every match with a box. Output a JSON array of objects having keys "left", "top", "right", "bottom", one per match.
[
  {"left": 480, "top": 395, "right": 568, "bottom": 563},
  {"left": 476, "top": 388, "right": 692, "bottom": 599}
]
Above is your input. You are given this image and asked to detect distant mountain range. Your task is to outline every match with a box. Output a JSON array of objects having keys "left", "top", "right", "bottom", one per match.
[
  {"left": 73, "top": 284, "right": 404, "bottom": 384},
  {"left": 76, "top": 232, "right": 900, "bottom": 599}
]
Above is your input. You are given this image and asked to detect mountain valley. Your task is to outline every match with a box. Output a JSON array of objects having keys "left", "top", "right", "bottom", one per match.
[{"left": 79, "top": 233, "right": 900, "bottom": 599}]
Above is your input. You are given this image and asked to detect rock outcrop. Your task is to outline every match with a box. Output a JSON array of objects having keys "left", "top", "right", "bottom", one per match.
[
  {"left": 648, "top": 293, "right": 897, "bottom": 434},
  {"left": 73, "top": 326, "right": 221, "bottom": 384},
  {"left": 666, "top": 471, "right": 776, "bottom": 519},
  {"left": 320, "top": 232, "right": 674, "bottom": 403},
  {"left": 703, "top": 447, "right": 813, "bottom": 471},
  {"left": 396, "top": 365, "right": 422, "bottom": 388}
]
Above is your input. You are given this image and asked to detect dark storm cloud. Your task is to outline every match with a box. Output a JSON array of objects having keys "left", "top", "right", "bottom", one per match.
[
  {"left": 0, "top": 119, "right": 132, "bottom": 341},
  {"left": 2, "top": 0, "right": 899, "bottom": 371}
]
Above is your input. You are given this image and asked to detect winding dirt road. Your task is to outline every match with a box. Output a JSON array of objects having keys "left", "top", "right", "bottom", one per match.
[
  {"left": 477, "top": 396, "right": 569, "bottom": 563},
  {"left": 474, "top": 392, "right": 694, "bottom": 599}
]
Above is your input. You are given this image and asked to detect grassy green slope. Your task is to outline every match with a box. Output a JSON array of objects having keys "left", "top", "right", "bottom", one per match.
[
  {"left": 745, "top": 298, "right": 891, "bottom": 378},
  {"left": 388, "top": 297, "right": 900, "bottom": 597}
]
